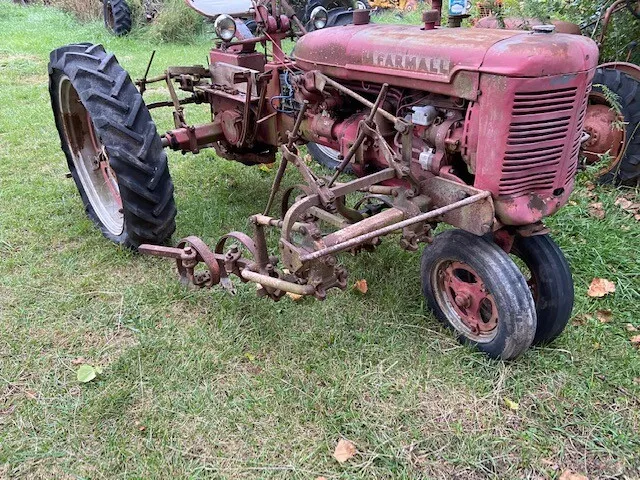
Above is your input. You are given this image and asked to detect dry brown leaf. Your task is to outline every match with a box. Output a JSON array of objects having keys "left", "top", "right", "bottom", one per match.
[
  {"left": 333, "top": 438, "right": 357, "bottom": 463},
  {"left": 588, "top": 202, "right": 605, "bottom": 219},
  {"left": 315, "top": 477, "right": 327, "bottom": 480},
  {"left": 585, "top": 181, "right": 596, "bottom": 191},
  {"left": 626, "top": 324, "right": 638, "bottom": 332},
  {"left": 635, "top": 213, "right": 640, "bottom": 222},
  {"left": 286, "top": 292, "right": 303, "bottom": 301},
  {"left": 353, "top": 279, "right": 368, "bottom": 294},
  {"left": 630, "top": 335, "right": 640, "bottom": 347},
  {"left": 71, "top": 357, "right": 85, "bottom": 365},
  {"left": 559, "top": 469, "right": 589, "bottom": 480},
  {"left": 615, "top": 197, "right": 633, "bottom": 210},
  {"left": 587, "top": 278, "right": 616, "bottom": 298},
  {"left": 596, "top": 309, "right": 613, "bottom": 323},
  {"left": 571, "top": 314, "right": 589, "bottom": 326}
]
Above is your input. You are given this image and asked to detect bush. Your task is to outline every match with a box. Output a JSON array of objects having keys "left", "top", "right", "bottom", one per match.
[
  {"left": 148, "top": 0, "right": 205, "bottom": 43},
  {"left": 501, "top": 0, "right": 640, "bottom": 64}
]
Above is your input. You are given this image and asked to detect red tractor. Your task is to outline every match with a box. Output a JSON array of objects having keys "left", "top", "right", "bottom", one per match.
[
  {"left": 48, "top": 0, "right": 598, "bottom": 359},
  {"left": 475, "top": 0, "right": 640, "bottom": 185}
]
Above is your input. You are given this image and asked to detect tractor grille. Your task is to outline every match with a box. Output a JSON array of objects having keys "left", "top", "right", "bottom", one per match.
[
  {"left": 566, "top": 89, "right": 590, "bottom": 186},
  {"left": 499, "top": 87, "right": 580, "bottom": 196}
]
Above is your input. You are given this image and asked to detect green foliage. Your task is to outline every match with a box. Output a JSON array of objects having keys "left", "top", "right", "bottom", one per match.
[
  {"left": 147, "top": 0, "right": 206, "bottom": 43},
  {"left": 502, "top": 0, "right": 640, "bottom": 63}
]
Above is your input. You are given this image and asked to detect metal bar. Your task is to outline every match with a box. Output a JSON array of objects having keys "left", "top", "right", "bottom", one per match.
[
  {"left": 328, "top": 84, "right": 389, "bottom": 187},
  {"left": 146, "top": 96, "right": 198, "bottom": 110},
  {"left": 252, "top": 214, "right": 308, "bottom": 232},
  {"left": 262, "top": 102, "right": 309, "bottom": 215},
  {"left": 316, "top": 73, "right": 398, "bottom": 124},
  {"left": 322, "top": 207, "right": 404, "bottom": 247},
  {"left": 299, "top": 191, "right": 492, "bottom": 262},
  {"left": 240, "top": 270, "right": 315, "bottom": 295},
  {"left": 307, "top": 206, "right": 350, "bottom": 228}
]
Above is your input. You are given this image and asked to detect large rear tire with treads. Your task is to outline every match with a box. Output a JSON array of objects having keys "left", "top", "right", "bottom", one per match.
[{"left": 49, "top": 43, "right": 176, "bottom": 249}]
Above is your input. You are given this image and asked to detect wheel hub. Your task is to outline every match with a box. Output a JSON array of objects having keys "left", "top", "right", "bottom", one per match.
[
  {"left": 438, "top": 261, "right": 498, "bottom": 337},
  {"left": 583, "top": 100, "right": 625, "bottom": 168}
]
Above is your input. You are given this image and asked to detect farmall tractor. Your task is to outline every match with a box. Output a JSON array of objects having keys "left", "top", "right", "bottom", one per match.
[
  {"left": 475, "top": 0, "right": 640, "bottom": 185},
  {"left": 48, "top": 0, "right": 598, "bottom": 359}
]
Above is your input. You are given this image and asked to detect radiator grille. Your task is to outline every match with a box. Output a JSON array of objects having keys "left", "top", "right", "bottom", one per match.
[
  {"left": 499, "top": 87, "right": 578, "bottom": 196},
  {"left": 566, "top": 88, "right": 590, "bottom": 186}
]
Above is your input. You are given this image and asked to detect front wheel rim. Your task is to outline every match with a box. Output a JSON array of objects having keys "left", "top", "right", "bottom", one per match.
[
  {"left": 432, "top": 260, "right": 499, "bottom": 343},
  {"left": 58, "top": 75, "right": 124, "bottom": 236}
]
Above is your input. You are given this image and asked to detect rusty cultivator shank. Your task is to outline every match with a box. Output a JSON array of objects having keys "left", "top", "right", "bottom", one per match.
[{"left": 48, "top": 0, "right": 599, "bottom": 359}]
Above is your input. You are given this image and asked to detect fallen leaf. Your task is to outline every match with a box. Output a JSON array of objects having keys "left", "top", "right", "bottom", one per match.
[
  {"left": 304, "top": 154, "right": 313, "bottom": 164},
  {"left": 595, "top": 309, "right": 613, "bottom": 323},
  {"left": 504, "top": 398, "right": 519, "bottom": 411},
  {"left": 635, "top": 213, "right": 640, "bottom": 222},
  {"left": 621, "top": 225, "right": 631, "bottom": 231},
  {"left": 258, "top": 163, "right": 273, "bottom": 173},
  {"left": 559, "top": 469, "right": 589, "bottom": 480},
  {"left": 244, "top": 352, "right": 255, "bottom": 362},
  {"left": 588, "top": 202, "right": 605, "bottom": 219},
  {"left": 571, "top": 314, "right": 589, "bottom": 326},
  {"left": 315, "top": 477, "right": 327, "bottom": 480},
  {"left": 615, "top": 197, "right": 634, "bottom": 211},
  {"left": 587, "top": 278, "right": 616, "bottom": 298},
  {"left": 286, "top": 292, "right": 303, "bottom": 301},
  {"left": 76, "top": 365, "right": 96, "bottom": 383},
  {"left": 585, "top": 181, "right": 596, "bottom": 191},
  {"left": 71, "top": 357, "right": 85, "bottom": 365},
  {"left": 626, "top": 324, "right": 638, "bottom": 332},
  {"left": 333, "top": 438, "right": 357, "bottom": 463},
  {"left": 630, "top": 335, "right": 640, "bottom": 347},
  {"left": 353, "top": 279, "right": 368, "bottom": 294}
]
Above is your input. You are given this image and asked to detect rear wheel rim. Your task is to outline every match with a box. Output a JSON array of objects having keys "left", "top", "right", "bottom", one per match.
[
  {"left": 433, "top": 260, "right": 499, "bottom": 342},
  {"left": 58, "top": 76, "right": 124, "bottom": 236}
]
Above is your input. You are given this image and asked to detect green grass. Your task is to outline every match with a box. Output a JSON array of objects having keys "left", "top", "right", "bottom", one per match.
[{"left": 1, "top": 2, "right": 640, "bottom": 478}]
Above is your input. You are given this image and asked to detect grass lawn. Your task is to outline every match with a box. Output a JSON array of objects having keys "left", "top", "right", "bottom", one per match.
[{"left": 1, "top": 2, "right": 639, "bottom": 478}]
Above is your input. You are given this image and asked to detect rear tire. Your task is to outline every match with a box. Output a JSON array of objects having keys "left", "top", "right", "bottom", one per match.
[
  {"left": 591, "top": 68, "right": 640, "bottom": 185},
  {"left": 48, "top": 43, "right": 176, "bottom": 249},
  {"left": 510, "top": 234, "right": 573, "bottom": 345},
  {"left": 103, "top": 0, "right": 132, "bottom": 36},
  {"left": 307, "top": 143, "right": 352, "bottom": 173},
  {"left": 421, "top": 230, "right": 536, "bottom": 360}
]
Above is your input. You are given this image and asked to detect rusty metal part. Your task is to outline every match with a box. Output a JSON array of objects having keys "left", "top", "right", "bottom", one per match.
[
  {"left": 262, "top": 101, "right": 310, "bottom": 216},
  {"left": 438, "top": 261, "right": 498, "bottom": 338},
  {"left": 328, "top": 83, "right": 390, "bottom": 187},
  {"left": 139, "top": 236, "right": 222, "bottom": 288},
  {"left": 240, "top": 270, "right": 315, "bottom": 295},
  {"left": 299, "top": 191, "right": 491, "bottom": 262},
  {"left": 315, "top": 73, "right": 399, "bottom": 125},
  {"left": 582, "top": 98, "right": 625, "bottom": 167}
]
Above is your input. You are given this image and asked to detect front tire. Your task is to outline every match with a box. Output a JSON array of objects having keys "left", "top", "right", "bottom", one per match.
[
  {"left": 421, "top": 230, "right": 536, "bottom": 360},
  {"left": 510, "top": 234, "right": 573, "bottom": 345},
  {"left": 49, "top": 43, "right": 176, "bottom": 249}
]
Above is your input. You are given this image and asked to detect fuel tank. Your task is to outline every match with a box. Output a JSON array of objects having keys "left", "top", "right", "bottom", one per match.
[{"left": 293, "top": 24, "right": 599, "bottom": 100}]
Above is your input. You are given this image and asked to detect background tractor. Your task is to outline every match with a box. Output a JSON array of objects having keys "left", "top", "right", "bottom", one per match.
[{"left": 48, "top": 0, "right": 598, "bottom": 359}]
